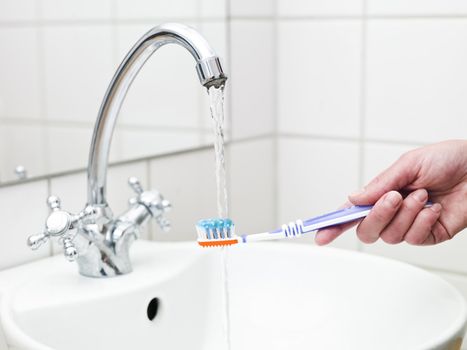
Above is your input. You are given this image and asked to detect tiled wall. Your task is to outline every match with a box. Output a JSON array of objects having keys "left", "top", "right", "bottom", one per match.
[
  {"left": 0, "top": 0, "right": 277, "bottom": 267},
  {"left": 275, "top": 0, "right": 467, "bottom": 315},
  {"left": 0, "top": 0, "right": 227, "bottom": 182}
]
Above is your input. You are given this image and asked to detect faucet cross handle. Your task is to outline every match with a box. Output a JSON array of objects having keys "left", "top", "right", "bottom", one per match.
[
  {"left": 27, "top": 196, "right": 95, "bottom": 261},
  {"left": 127, "top": 177, "right": 172, "bottom": 232},
  {"left": 128, "top": 176, "right": 144, "bottom": 195}
]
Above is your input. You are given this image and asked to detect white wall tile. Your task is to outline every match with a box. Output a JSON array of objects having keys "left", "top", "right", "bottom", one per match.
[
  {"left": 45, "top": 126, "right": 93, "bottom": 174},
  {"left": 278, "top": 0, "right": 363, "bottom": 16},
  {"left": 115, "top": 128, "right": 201, "bottom": 161},
  {"left": 115, "top": 0, "right": 198, "bottom": 19},
  {"left": 0, "top": 27, "right": 41, "bottom": 119},
  {"left": 230, "top": 20, "right": 275, "bottom": 139},
  {"left": 0, "top": 180, "right": 49, "bottom": 270},
  {"left": 0, "top": 125, "right": 4, "bottom": 183},
  {"left": 116, "top": 23, "right": 201, "bottom": 129},
  {"left": 0, "top": 124, "right": 47, "bottom": 182},
  {"left": 229, "top": 138, "right": 275, "bottom": 235},
  {"left": 49, "top": 171, "right": 86, "bottom": 214},
  {"left": 0, "top": 0, "right": 37, "bottom": 21},
  {"left": 43, "top": 25, "right": 115, "bottom": 123},
  {"left": 199, "top": 0, "right": 227, "bottom": 18},
  {"left": 278, "top": 137, "right": 360, "bottom": 250},
  {"left": 362, "top": 142, "right": 467, "bottom": 273},
  {"left": 363, "top": 141, "right": 420, "bottom": 184},
  {"left": 149, "top": 148, "right": 217, "bottom": 241},
  {"left": 45, "top": 124, "right": 122, "bottom": 176},
  {"left": 367, "top": 0, "right": 467, "bottom": 16},
  {"left": 365, "top": 19, "right": 467, "bottom": 143},
  {"left": 278, "top": 20, "right": 362, "bottom": 138},
  {"left": 199, "top": 21, "right": 227, "bottom": 63},
  {"left": 230, "top": 0, "right": 275, "bottom": 17},
  {"left": 106, "top": 162, "right": 149, "bottom": 220},
  {"left": 40, "top": 0, "right": 112, "bottom": 20}
]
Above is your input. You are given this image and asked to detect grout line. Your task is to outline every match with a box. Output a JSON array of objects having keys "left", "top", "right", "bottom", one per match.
[
  {"left": 225, "top": 0, "right": 233, "bottom": 217},
  {"left": 0, "top": 129, "right": 426, "bottom": 189},
  {"left": 280, "top": 133, "right": 360, "bottom": 143},
  {"left": 362, "top": 13, "right": 467, "bottom": 20},
  {"left": 195, "top": 1, "right": 206, "bottom": 147},
  {"left": 273, "top": 0, "right": 280, "bottom": 228},
  {"left": 35, "top": 10, "right": 52, "bottom": 177},
  {"left": 0, "top": 117, "right": 214, "bottom": 133},
  {"left": 110, "top": 1, "right": 119, "bottom": 74},
  {"left": 250, "top": 14, "right": 467, "bottom": 20},
  {"left": 46, "top": 178, "right": 54, "bottom": 256},
  {"left": 278, "top": 132, "right": 427, "bottom": 147},
  {"left": 0, "top": 17, "right": 230, "bottom": 27},
  {"left": 145, "top": 159, "right": 155, "bottom": 241},
  {"left": 109, "top": 0, "right": 124, "bottom": 163},
  {"left": 2, "top": 14, "right": 467, "bottom": 29},
  {"left": 237, "top": 15, "right": 364, "bottom": 21},
  {"left": 0, "top": 134, "right": 275, "bottom": 188},
  {"left": 228, "top": 14, "right": 467, "bottom": 21},
  {"left": 0, "top": 131, "right": 426, "bottom": 188},
  {"left": 356, "top": 0, "right": 368, "bottom": 253}
]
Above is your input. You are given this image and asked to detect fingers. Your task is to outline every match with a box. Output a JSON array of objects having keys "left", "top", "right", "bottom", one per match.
[
  {"left": 349, "top": 152, "right": 419, "bottom": 206},
  {"left": 423, "top": 219, "right": 451, "bottom": 245},
  {"left": 356, "top": 191, "right": 403, "bottom": 243},
  {"left": 405, "top": 203, "right": 442, "bottom": 245},
  {"left": 315, "top": 190, "right": 447, "bottom": 246},
  {"left": 379, "top": 189, "right": 428, "bottom": 244}
]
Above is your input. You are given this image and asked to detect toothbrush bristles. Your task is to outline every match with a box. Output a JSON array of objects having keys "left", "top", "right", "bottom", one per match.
[{"left": 196, "top": 218, "right": 238, "bottom": 248}]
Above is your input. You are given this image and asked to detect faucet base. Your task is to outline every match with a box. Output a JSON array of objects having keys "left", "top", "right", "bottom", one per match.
[
  {"left": 74, "top": 225, "right": 135, "bottom": 278},
  {"left": 76, "top": 244, "right": 134, "bottom": 277}
]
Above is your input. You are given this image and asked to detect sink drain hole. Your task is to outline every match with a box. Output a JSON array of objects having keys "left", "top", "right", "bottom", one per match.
[{"left": 147, "top": 298, "right": 160, "bottom": 321}]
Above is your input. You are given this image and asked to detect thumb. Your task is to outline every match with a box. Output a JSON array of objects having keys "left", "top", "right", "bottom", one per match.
[{"left": 350, "top": 154, "right": 418, "bottom": 205}]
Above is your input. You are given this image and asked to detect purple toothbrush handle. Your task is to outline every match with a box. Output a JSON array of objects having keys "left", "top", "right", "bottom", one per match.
[
  {"left": 303, "top": 202, "right": 432, "bottom": 230},
  {"left": 269, "top": 202, "right": 432, "bottom": 235},
  {"left": 303, "top": 205, "right": 373, "bottom": 227}
]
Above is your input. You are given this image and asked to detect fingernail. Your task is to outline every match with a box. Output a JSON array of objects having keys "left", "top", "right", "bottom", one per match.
[
  {"left": 430, "top": 203, "right": 442, "bottom": 214},
  {"left": 314, "top": 233, "right": 325, "bottom": 246},
  {"left": 384, "top": 192, "right": 401, "bottom": 208},
  {"left": 413, "top": 189, "right": 428, "bottom": 203},
  {"left": 350, "top": 188, "right": 365, "bottom": 197}
]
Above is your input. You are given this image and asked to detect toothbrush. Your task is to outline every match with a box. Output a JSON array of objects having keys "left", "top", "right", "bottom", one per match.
[{"left": 196, "top": 203, "right": 432, "bottom": 247}]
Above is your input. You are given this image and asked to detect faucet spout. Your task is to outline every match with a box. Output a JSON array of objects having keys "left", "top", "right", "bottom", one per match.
[{"left": 87, "top": 23, "right": 227, "bottom": 207}]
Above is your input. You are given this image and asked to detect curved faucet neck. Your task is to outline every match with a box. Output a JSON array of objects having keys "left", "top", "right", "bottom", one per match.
[{"left": 87, "top": 23, "right": 227, "bottom": 206}]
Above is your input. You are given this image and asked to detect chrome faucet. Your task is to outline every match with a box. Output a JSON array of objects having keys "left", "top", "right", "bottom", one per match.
[{"left": 27, "top": 23, "right": 227, "bottom": 277}]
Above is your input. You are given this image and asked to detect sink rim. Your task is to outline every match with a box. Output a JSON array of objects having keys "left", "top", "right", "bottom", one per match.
[{"left": 0, "top": 241, "right": 466, "bottom": 350}]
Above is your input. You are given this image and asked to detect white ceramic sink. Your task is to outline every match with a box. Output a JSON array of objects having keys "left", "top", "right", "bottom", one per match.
[{"left": 0, "top": 241, "right": 465, "bottom": 350}]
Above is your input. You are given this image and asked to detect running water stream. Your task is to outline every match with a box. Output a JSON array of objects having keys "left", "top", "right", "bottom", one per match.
[
  {"left": 207, "top": 86, "right": 231, "bottom": 350},
  {"left": 208, "top": 86, "right": 229, "bottom": 218}
]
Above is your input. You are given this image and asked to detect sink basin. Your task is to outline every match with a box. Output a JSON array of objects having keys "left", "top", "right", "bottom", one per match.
[{"left": 0, "top": 241, "right": 465, "bottom": 350}]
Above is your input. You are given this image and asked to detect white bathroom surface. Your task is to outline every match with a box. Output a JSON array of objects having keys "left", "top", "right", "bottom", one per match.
[{"left": 0, "top": 241, "right": 465, "bottom": 350}]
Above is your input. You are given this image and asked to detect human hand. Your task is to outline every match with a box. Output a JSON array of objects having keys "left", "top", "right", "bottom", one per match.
[{"left": 315, "top": 140, "right": 467, "bottom": 246}]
